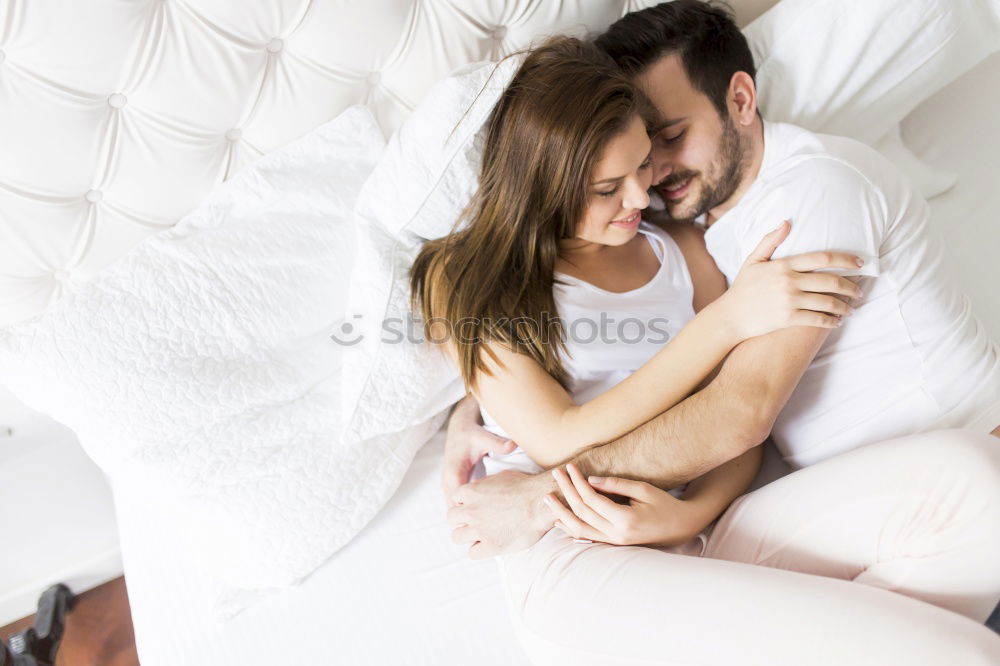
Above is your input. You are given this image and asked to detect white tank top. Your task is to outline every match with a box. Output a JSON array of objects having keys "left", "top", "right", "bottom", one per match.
[{"left": 478, "top": 222, "right": 697, "bottom": 478}]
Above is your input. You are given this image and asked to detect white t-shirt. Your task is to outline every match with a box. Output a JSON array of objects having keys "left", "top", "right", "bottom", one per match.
[
  {"left": 478, "top": 223, "right": 696, "bottom": 480},
  {"left": 703, "top": 120, "right": 1000, "bottom": 468}
]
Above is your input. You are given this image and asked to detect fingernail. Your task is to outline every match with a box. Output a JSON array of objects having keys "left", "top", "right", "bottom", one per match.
[
  {"left": 855, "top": 258, "right": 864, "bottom": 267},
  {"left": 543, "top": 495, "right": 554, "bottom": 506},
  {"left": 588, "top": 476, "right": 604, "bottom": 484},
  {"left": 551, "top": 469, "right": 561, "bottom": 480},
  {"left": 857, "top": 289, "right": 864, "bottom": 298}
]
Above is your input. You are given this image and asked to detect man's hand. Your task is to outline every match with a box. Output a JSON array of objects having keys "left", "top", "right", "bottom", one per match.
[
  {"left": 448, "top": 470, "right": 555, "bottom": 559},
  {"left": 442, "top": 394, "right": 517, "bottom": 502}
]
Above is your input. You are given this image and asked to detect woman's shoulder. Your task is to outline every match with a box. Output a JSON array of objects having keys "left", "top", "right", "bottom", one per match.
[{"left": 643, "top": 216, "right": 727, "bottom": 312}]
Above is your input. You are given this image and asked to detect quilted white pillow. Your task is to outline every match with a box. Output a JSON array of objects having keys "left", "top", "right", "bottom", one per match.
[
  {"left": 340, "top": 0, "right": 1000, "bottom": 444},
  {"left": 0, "top": 106, "right": 444, "bottom": 616}
]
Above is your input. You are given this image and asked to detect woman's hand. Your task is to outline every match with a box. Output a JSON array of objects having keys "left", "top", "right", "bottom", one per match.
[
  {"left": 718, "top": 220, "right": 865, "bottom": 340},
  {"left": 543, "top": 463, "right": 707, "bottom": 547}
]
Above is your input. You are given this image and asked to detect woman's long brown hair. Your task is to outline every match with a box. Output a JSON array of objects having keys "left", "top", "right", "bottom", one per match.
[{"left": 410, "top": 36, "right": 655, "bottom": 391}]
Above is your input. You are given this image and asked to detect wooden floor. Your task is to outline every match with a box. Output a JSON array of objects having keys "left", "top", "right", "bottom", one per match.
[{"left": 0, "top": 577, "right": 139, "bottom": 666}]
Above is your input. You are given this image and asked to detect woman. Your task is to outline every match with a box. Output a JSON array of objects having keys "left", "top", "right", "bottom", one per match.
[{"left": 410, "top": 36, "right": 859, "bottom": 550}]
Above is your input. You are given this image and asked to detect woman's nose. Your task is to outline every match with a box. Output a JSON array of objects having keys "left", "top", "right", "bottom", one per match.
[{"left": 623, "top": 176, "right": 651, "bottom": 211}]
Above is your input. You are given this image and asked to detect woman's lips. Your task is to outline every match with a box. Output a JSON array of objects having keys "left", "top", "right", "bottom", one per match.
[
  {"left": 660, "top": 177, "right": 692, "bottom": 201},
  {"left": 610, "top": 210, "right": 641, "bottom": 229}
]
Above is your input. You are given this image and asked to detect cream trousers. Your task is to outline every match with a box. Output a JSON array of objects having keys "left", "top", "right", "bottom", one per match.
[{"left": 496, "top": 429, "right": 1000, "bottom": 665}]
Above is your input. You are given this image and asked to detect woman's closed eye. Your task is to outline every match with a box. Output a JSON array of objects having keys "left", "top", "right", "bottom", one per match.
[{"left": 596, "top": 158, "right": 652, "bottom": 198}]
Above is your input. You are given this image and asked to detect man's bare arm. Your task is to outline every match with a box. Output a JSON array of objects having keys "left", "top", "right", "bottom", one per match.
[
  {"left": 558, "top": 324, "right": 830, "bottom": 488},
  {"left": 448, "top": 325, "right": 832, "bottom": 558}
]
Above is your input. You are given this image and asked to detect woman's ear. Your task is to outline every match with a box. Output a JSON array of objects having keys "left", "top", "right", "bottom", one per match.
[{"left": 729, "top": 71, "right": 758, "bottom": 126}]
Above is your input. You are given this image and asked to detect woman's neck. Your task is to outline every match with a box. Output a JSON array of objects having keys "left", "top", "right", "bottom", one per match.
[{"left": 558, "top": 237, "right": 612, "bottom": 261}]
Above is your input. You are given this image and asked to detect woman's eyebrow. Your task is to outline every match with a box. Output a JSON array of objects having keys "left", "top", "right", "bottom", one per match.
[{"left": 592, "top": 149, "right": 653, "bottom": 186}]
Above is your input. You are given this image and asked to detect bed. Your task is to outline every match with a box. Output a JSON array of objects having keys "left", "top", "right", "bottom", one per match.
[
  {"left": 115, "top": 52, "right": 1000, "bottom": 665},
  {"left": 1, "top": 1, "right": 998, "bottom": 664}
]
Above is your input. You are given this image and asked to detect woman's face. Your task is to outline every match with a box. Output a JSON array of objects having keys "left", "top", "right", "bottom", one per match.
[{"left": 572, "top": 115, "right": 653, "bottom": 248}]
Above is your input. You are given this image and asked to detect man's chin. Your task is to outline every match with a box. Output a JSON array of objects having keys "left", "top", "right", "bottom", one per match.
[
  {"left": 662, "top": 200, "right": 703, "bottom": 223},
  {"left": 658, "top": 186, "right": 704, "bottom": 222}
]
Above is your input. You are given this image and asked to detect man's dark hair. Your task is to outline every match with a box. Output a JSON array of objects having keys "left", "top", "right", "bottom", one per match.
[{"left": 595, "top": 0, "right": 756, "bottom": 118}]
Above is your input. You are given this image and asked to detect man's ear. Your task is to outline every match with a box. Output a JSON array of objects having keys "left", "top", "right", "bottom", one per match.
[{"left": 729, "top": 71, "right": 758, "bottom": 126}]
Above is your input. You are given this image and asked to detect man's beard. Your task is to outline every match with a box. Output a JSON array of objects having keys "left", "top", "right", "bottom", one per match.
[{"left": 660, "top": 116, "right": 749, "bottom": 222}]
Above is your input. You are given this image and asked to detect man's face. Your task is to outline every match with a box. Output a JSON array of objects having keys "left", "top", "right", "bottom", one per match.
[{"left": 636, "top": 53, "right": 749, "bottom": 221}]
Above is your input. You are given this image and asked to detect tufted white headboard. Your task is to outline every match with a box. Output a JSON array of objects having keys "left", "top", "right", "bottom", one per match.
[{"left": 0, "top": 0, "right": 777, "bottom": 329}]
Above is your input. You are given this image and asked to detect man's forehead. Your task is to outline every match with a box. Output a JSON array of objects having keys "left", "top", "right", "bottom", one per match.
[
  {"left": 636, "top": 53, "right": 691, "bottom": 93},
  {"left": 636, "top": 54, "right": 707, "bottom": 123}
]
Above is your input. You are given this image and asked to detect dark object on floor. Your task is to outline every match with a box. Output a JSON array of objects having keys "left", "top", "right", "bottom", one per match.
[
  {"left": 1, "top": 584, "right": 75, "bottom": 666},
  {"left": 987, "top": 600, "right": 1000, "bottom": 635}
]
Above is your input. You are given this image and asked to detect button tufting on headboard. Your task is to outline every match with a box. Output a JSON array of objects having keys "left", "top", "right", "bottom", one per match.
[{"left": 0, "top": 1, "right": 778, "bottom": 329}]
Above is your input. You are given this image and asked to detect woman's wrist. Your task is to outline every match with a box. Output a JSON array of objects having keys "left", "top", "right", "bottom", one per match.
[
  {"left": 666, "top": 497, "right": 718, "bottom": 543},
  {"left": 699, "top": 293, "right": 742, "bottom": 349}
]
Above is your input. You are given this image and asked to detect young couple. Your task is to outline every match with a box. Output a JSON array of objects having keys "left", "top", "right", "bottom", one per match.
[{"left": 411, "top": 2, "right": 1000, "bottom": 663}]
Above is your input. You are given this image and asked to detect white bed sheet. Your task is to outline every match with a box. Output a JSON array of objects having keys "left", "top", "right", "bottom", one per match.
[
  {"left": 116, "top": 424, "right": 531, "bottom": 666},
  {"left": 115, "top": 54, "right": 1000, "bottom": 666}
]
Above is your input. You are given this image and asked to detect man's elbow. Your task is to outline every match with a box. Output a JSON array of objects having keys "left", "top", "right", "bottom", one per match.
[{"left": 726, "top": 399, "right": 777, "bottom": 456}]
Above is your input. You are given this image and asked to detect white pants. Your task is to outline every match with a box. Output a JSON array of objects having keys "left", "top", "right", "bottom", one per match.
[{"left": 496, "top": 429, "right": 1000, "bottom": 665}]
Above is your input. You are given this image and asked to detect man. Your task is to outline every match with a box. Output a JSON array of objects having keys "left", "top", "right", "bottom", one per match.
[{"left": 445, "top": 2, "right": 1000, "bottom": 663}]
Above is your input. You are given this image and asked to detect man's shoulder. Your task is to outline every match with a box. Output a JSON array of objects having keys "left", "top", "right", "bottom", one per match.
[
  {"left": 763, "top": 121, "right": 902, "bottom": 197},
  {"left": 731, "top": 125, "right": 893, "bottom": 239}
]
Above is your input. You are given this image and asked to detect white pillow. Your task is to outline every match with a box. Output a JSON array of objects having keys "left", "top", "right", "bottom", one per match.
[
  {"left": 747, "top": 0, "right": 1000, "bottom": 145},
  {"left": 340, "top": 0, "right": 1000, "bottom": 444},
  {"left": 340, "top": 58, "right": 524, "bottom": 445},
  {"left": 747, "top": 0, "right": 999, "bottom": 199},
  {"left": 873, "top": 126, "right": 958, "bottom": 199},
  {"left": 0, "top": 106, "right": 445, "bottom": 617}
]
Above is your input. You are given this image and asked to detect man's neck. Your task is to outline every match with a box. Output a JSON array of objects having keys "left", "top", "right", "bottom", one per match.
[{"left": 704, "top": 117, "right": 766, "bottom": 228}]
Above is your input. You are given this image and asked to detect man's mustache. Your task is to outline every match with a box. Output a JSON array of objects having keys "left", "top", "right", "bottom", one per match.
[{"left": 657, "top": 171, "right": 698, "bottom": 189}]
